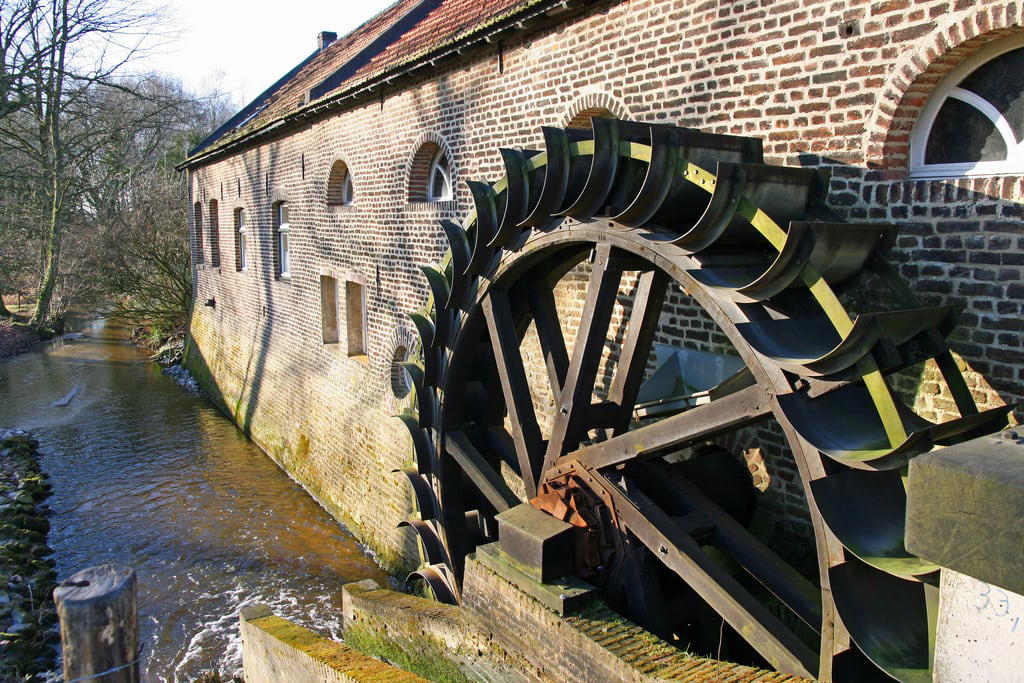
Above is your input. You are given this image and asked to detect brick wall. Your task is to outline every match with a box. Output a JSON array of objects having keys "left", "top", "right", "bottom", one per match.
[{"left": 184, "top": 0, "right": 1023, "bottom": 571}]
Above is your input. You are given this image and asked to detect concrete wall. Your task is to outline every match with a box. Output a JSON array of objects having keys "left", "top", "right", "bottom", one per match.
[
  {"left": 934, "top": 570, "right": 1024, "bottom": 682},
  {"left": 185, "top": 0, "right": 1024, "bottom": 570}
]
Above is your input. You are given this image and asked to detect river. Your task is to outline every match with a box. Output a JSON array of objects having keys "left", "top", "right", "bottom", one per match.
[{"left": 0, "top": 316, "right": 390, "bottom": 681}]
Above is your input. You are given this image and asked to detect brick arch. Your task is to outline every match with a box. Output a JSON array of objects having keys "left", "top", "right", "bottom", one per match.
[
  {"left": 406, "top": 131, "right": 455, "bottom": 202},
  {"left": 563, "top": 91, "right": 631, "bottom": 128},
  {"left": 864, "top": 3, "right": 1024, "bottom": 171}
]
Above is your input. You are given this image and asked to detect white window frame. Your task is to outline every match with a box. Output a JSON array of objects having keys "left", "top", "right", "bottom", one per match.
[
  {"left": 426, "top": 148, "right": 453, "bottom": 202},
  {"left": 277, "top": 202, "right": 291, "bottom": 278},
  {"left": 237, "top": 208, "right": 248, "bottom": 271},
  {"left": 910, "top": 34, "right": 1024, "bottom": 179}
]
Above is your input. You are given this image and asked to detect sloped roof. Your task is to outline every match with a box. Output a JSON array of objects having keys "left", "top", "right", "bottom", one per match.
[{"left": 186, "top": 0, "right": 564, "bottom": 165}]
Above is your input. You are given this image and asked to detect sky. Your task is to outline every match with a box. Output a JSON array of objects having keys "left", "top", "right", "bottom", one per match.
[{"left": 139, "top": 0, "right": 396, "bottom": 109}]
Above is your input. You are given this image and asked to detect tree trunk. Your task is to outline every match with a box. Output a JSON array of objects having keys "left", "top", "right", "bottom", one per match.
[
  {"left": 29, "top": 186, "right": 62, "bottom": 327},
  {"left": 0, "top": 294, "right": 11, "bottom": 318}
]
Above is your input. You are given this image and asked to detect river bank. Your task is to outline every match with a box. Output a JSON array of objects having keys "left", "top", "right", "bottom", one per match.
[
  {"left": 0, "top": 319, "right": 62, "bottom": 360},
  {"left": 0, "top": 429, "right": 59, "bottom": 679}
]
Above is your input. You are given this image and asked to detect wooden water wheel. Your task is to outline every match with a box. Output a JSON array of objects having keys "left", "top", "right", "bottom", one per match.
[{"left": 394, "top": 119, "right": 1012, "bottom": 681}]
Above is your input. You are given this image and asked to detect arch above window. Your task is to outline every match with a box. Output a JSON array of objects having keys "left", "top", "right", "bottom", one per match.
[
  {"left": 911, "top": 34, "right": 1024, "bottom": 178},
  {"left": 326, "top": 159, "right": 354, "bottom": 208}
]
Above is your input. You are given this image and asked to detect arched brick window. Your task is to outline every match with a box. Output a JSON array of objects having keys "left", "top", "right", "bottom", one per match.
[
  {"left": 208, "top": 199, "right": 221, "bottom": 268},
  {"left": 566, "top": 106, "right": 615, "bottom": 130},
  {"left": 409, "top": 141, "right": 453, "bottom": 202},
  {"left": 272, "top": 201, "right": 291, "bottom": 279},
  {"left": 911, "top": 35, "right": 1024, "bottom": 178},
  {"left": 326, "top": 159, "right": 354, "bottom": 208},
  {"left": 193, "top": 202, "right": 204, "bottom": 264}
]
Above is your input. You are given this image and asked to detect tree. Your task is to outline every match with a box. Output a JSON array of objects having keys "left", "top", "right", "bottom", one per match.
[{"left": 0, "top": 0, "right": 163, "bottom": 327}]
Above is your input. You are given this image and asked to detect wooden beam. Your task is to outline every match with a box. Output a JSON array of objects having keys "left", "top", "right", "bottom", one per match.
[
  {"left": 541, "top": 243, "right": 623, "bottom": 474},
  {"left": 528, "top": 286, "right": 569, "bottom": 401},
  {"left": 634, "top": 462, "right": 823, "bottom": 632},
  {"left": 446, "top": 431, "right": 521, "bottom": 513},
  {"left": 483, "top": 288, "right": 547, "bottom": 497},
  {"left": 605, "top": 269, "right": 668, "bottom": 436},
  {"left": 566, "top": 383, "right": 772, "bottom": 470},
  {"left": 590, "top": 469, "right": 818, "bottom": 678}
]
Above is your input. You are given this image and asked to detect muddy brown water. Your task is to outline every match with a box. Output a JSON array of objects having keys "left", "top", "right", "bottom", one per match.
[{"left": 0, "top": 317, "right": 389, "bottom": 681}]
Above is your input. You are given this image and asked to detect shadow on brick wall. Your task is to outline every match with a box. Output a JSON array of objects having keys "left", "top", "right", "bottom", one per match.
[{"left": 794, "top": 152, "right": 1023, "bottom": 424}]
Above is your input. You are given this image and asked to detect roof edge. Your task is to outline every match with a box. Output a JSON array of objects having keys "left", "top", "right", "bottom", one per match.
[{"left": 179, "top": 0, "right": 593, "bottom": 171}]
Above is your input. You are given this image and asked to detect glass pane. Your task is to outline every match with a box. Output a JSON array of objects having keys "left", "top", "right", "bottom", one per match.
[
  {"left": 430, "top": 167, "right": 446, "bottom": 199},
  {"left": 959, "top": 47, "right": 1024, "bottom": 142},
  {"left": 279, "top": 203, "right": 289, "bottom": 224},
  {"left": 342, "top": 174, "right": 353, "bottom": 204},
  {"left": 239, "top": 233, "right": 247, "bottom": 269},
  {"left": 925, "top": 97, "right": 1007, "bottom": 164},
  {"left": 237, "top": 209, "right": 245, "bottom": 229}
]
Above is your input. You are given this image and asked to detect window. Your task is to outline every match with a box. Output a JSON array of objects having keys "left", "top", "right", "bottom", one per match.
[
  {"left": 409, "top": 141, "right": 454, "bottom": 202},
  {"left": 235, "top": 208, "right": 247, "bottom": 271},
  {"left": 427, "top": 149, "right": 453, "bottom": 201},
  {"left": 320, "top": 276, "right": 339, "bottom": 344},
  {"left": 326, "top": 160, "right": 354, "bottom": 208},
  {"left": 274, "top": 202, "right": 291, "bottom": 279},
  {"left": 208, "top": 200, "right": 221, "bottom": 268},
  {"left": 345, "top": 280, "right": 366, "bottom": 358},
  {"left": 193, "top": 202, "right": 204, "bottom": 263},
  {"left": 911, "top": 36, "right": 1024, "bottom": 177}
]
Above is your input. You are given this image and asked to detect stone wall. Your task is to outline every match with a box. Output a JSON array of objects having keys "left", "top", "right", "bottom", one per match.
[{"left": 184, "top": 0, "right": 1023, "bottom": 570}]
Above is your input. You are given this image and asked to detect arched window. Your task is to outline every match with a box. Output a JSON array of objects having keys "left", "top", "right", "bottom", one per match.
[
  {"left": 911, "top": 36, "right": 1024, "bottom": 177},
  {"left": 326, "top": 160, "right": 354, "bottom": 208},
  {"left": 193, "top": 202, "right": 204, "bottom": 263},
  {"left": 274, "top": 202, "right": 290, "bottom": 279},
  {"left": 409, "top": 141, "right": 454, "bottom": 202},
  {"left": 427, "top": 148, "right": 452, "bottom": 201}
]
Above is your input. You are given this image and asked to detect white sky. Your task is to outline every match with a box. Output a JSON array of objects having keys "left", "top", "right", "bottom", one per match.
[{"left": 139, "top": 0, "right": 396, "bottom": 108}]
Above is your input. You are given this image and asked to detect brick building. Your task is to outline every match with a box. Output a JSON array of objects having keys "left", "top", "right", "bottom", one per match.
[{"left": 180, "top": 0, "right": 1022, "bottom": 649}]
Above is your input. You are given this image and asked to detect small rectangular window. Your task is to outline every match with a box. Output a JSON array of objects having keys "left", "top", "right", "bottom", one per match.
[
  {"left": 208, "top": 200, "right": 221, "bottom": 268},
  {"left": 235, "top": 208, "right": 247, "bottom": 271},
  {"left": 194, "top": 203, "right": 204, "bottom": 263},
  {"left": 274, "top": 202, "right": 290, "bottom": 279},
  {"left": 345, "top": 280, "right": 366, "bottom": 358},
  {"left": 320, "top": 276, "right": 339, "bottom": 344}
]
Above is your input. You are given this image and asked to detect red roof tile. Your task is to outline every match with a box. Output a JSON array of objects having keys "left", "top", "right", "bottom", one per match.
[{"left": 190, "top": 0, "right": 554, "bottom": 161}]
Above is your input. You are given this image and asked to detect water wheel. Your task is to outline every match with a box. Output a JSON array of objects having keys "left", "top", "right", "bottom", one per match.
[{"left": 395, "top": 119, "right": 1012, "bottom": 681}]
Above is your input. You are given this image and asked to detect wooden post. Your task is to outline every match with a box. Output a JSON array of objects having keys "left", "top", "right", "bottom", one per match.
[{"left": 54, "top": 564, "right": 139, "bottom": 682}]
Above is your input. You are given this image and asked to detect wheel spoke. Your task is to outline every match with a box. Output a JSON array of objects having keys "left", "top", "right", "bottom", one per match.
[
  {"left": 542, "top": 243, "right": 623, "bottom": 474},
  {"left": 633, "top": 461, "right": 822, "bottom": 631},
  {"left": 445, "top": 431, "right": 520, "bottom": 513},
  {"left": 591, "top": 469, "right": 818, "bottom": 678},
  {"left": 528, "top": 286, "right": 569, "bottom": 401},
  {"left": 565, "top": 383, "right": 772, "bottom": 470},
  {"left": 483, "top": 287, "right": 547, "bottom": 497},
  {"left": 605, "top": 269, "right": 668, "bottom": 436}
]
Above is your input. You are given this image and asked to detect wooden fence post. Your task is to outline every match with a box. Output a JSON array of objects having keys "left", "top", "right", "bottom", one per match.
[{"left": 53, "top": 564, "right": 139, "bottom": 682}]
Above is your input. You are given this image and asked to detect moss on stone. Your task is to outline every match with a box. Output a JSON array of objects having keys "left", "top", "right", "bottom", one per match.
[
  {"left": 343, "top": 623, "right": 470, "bottom": 683},
  {"left": 0, "top": 432, "right": 58, "bottom": 679}
]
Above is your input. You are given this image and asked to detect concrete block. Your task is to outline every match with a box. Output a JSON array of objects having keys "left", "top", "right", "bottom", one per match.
[
  {"left": 475, "top": 541, "right": 596, "bottom": 616},
  {"left": 496, "top": 502, "right": 574, "bottom": 582},
  {"left": 934, "top": 569, "right": 1024, "bottom": 682},
  {"left": 906, "top": 428, "right": 1024, "bottom": 595}
]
